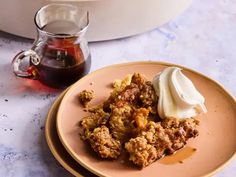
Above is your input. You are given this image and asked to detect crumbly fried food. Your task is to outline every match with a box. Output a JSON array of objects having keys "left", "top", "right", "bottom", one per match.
[
  {"left": 131, "top": 73, "right": 147, "bottom": 85},
  {"left": 78, "top": 90, "right": 94, "bottom": 107},
  {"left": 122, "top": 75, "right": 157, "bottom": 110},
  {"left": 113, "top": 74, "right": 132, "bottom": 91},
  {"left": 125, "top": 121, "right": 170, "bottom": 167},
  {"left": 79, "top": 73, "right": 200, "bottom": 167},
  {"left": 125, "top": 137, "right": 158, "bottom": 167},
  {"left": 133, "top": 108, "right": 150, "bottom": 129},
  {"left": 103, "top": 74, "right": 133, "bottom": 111},
  {"left": 109, "top": 106, "right": 150, "bottom": 143},
  {"left": 103, "top": 83, "right": 140, "bottom": 112},
  {"left": 163, "top": 118, "right": 199, "bottom": 154},
  {"left": 103, "top": 73, "right": 143, "bottom": 112},
  {"left": 139, "top": 81, "right": 158, "bottom": 113},
  {"left": 103, "top": 73, "right": 157, "bottom": 112},
  {"left": 80, "top": 107, "right": 110, "bottom": 139},
  {"left": 109, "top": 104, "right": 135, "bottom": 142},
  {"left": 125, "top": 118, "right": 199, "bottom": 167},
  {"left": 88, "top": 126, "right": 121, "bottom": 159}
]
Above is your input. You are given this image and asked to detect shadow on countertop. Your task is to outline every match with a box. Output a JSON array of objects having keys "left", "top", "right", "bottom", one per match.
[{"left": 0, "top": 30, "right": 33, "bottom": 44}]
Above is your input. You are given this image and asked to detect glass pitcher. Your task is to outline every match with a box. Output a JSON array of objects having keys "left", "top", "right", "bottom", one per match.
[{"left": 12, "top": 4, "right": 91, "bottom": 88}]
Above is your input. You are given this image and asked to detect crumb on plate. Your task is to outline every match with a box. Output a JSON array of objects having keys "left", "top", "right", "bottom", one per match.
[{"left": 78, "top": 90, "right": 94, "bottom": 107}]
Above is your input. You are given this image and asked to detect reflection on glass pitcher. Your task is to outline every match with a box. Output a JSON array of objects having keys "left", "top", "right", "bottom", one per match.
[{"left": 12, "top": 4, "right": 91, "bottom": 88}]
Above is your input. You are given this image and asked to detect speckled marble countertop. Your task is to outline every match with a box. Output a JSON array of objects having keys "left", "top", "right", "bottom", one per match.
[{"left": 0, "top": 0, "right": 235, "bottom": 176}]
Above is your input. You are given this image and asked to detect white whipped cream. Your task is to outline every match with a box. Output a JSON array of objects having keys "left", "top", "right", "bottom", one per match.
[{"left": 153, "top": 67, "right": 207, "bottom": 119}]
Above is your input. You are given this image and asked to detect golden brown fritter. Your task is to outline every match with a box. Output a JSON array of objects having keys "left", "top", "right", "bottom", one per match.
[
  {"left": 125, "top": 118, "right": 199, "bottom": 167},
  {"left": 103, "top": 83, "right": 140, "bottom": 112},
  {"left": 80, "top": 107, "right": 110, "bottom": 139},
  {"left": 131, "top": 73, "right": 147, "bottom": 85},
  {"left": 125, "top": 136, "right": 158, "bottom": 167},
  {"left": 103, "top": 73, "right": 157, "bottom": 113},
  {"left": 78, "top": 90, "right": 94, "bottom": 107},
  {"left": 162, "top": 118, "right": 199, "bottom": 154},
  {"left": 133, "top": 108, "right": 150, "bottom": 129},
  {"left": 89, "top": 126, "right": 121, "bottom": 159},
  {"left": 109, "top": 104, "right": 135, "bottom": 142},
  {"left": 139, "top": 81, "right": 158, "bottom": 113}
]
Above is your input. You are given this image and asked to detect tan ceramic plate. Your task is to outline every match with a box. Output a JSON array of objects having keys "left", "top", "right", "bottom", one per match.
[
  {"left": 57, "top": 61, "right": 236, "bottom": 177},
  {"left": 45, "top": 90, "right": 97, "bottom": 177}
]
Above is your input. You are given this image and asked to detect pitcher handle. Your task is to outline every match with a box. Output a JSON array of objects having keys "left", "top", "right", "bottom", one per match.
[{"left": 12, "top": 50, "right": 41, "bottom": 78}]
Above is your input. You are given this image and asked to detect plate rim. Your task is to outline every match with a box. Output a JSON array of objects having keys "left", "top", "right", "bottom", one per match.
[
  {"left": 56, "top": 61, "right": 236, "bottom": 177},
  {"left": 45, "top": 89, "right": 84, "bottom": 177}
]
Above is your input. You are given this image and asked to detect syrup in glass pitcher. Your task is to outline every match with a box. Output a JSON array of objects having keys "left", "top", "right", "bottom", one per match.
[{"left": 12, "top": 4, "right": 91, "bottom": 88}]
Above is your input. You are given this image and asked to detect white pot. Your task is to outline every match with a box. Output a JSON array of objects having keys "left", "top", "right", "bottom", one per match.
[{"left": 0, "top": 0, "right": 191, "bottom": 41}]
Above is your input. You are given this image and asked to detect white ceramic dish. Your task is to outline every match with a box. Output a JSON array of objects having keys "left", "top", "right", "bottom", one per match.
[{"left": 0, "top": 0, "right": 192, "bottom": 41}]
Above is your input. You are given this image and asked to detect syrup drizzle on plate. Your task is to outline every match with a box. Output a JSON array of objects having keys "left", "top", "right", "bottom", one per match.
[{"left": 159, "top": 146, "right": 197, "bottom": 165}]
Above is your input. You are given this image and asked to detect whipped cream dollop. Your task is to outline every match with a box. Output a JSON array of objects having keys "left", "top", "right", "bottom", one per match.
[{"left": 153, "top": 67, "right": 207, "bottom": 119}]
